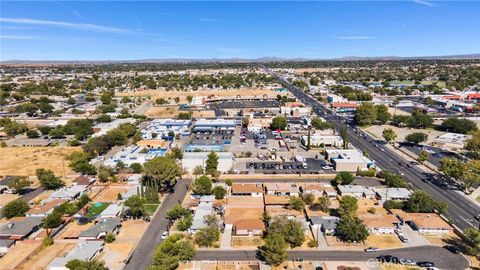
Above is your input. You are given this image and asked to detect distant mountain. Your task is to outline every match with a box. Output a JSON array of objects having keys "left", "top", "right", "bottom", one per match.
[{"left": 1, "top": 54, "right": 479, "bottom": 65}]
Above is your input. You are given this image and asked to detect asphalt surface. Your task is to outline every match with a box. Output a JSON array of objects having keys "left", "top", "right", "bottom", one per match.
[
  {"left": 269, "top": 69, "right": 480, "bottom": 230},
  {"left": 124, "top": 178, "right": 192, "bottom": 270},
  {"left": 195, "top": 245, "right": 469, "bottom": 270}
]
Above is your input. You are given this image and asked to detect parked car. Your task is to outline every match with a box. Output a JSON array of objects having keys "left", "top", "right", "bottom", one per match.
[
  {"left": 417, "top": 261, "right": 435, "bottom": 267},
  {"left": 385, "top": 255, "right": 399, "bottom": 264},
  {"left": 161, "top": 231, "right": 168, "bottom": 240},
  {"left": 444, "top": 245, "right": 461, "bottom": 254},
  {"left": 364, "top": 247, "right": 379, "bottom": 253},
  {"left": 399, "top": 258, "right": 416, "bottom": 265},
  {"left": 399, "top": 235, "right": 409, "bottom": 243}
]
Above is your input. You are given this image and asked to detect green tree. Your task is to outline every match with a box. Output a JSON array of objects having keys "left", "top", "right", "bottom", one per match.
[
  {"left": 7, "top": 177, "right": 31, "bottom": 194},
  {"left": 259, "top": 233, "right": 288, "bottom": 266},
  {"left": 150, "top": 234, "right": 195, "bottom": 269},
  {"left": 129, "top": 162, "right": 144, "bottom": 173},
  {"left": 382, "top": 128, "right": 397, "bottom": 143},
  {"left": 225, "top": 179, "right": 233, "bottom": 186},
  {"left": 192, "top": 165, "right": 204, "bottom": 176},
  {"left": 2, "top": 199, "right": 29, "bottom": 219},
  {"left": 407, "top": 110, "right": 433, "bottom": 129},
  {"left": 212, "top": 186, "right": 227, "bottom": 199},
  {"left": 440, "top": 118, "right": 477, "bottom": 134},
  {"left": 270, "top": 116, "right": 288, "bottom": 130},
  {"left": 375, "top": 105, "right": 391, "bottom": 124},
  {"left": 336, "top": 217, "right": 369, "bottom": 243},
  {"left": 195, "top": 225, "right": 220, "bottom": 247},
  {"left": 167, "top": 204, "right": 191, "bottom": 220},
  {"left": 96, "top": 114, "right": 112, "bottom": 123},
  {"left": 355, "top": 103, "right": 377, "bottom": 126},
  {"left": 26, "top": 129, "right": 40, "bottom": 138},
  {"left": 417, "top": 150, "right": 429, "bottom": 164},
  {"left": 36, "top": 168, "right": 65, "bottom": 190},
  {"left": 143, "top": 157, "right": 180, "bottom": 189},
  {"left": 380, "top": 171, "right": 406, "bottom": 188},
  {"left": 301, "top": 193, "right": 315, "bottom": 206},
  {"left": 463, "top": 227, "right": 480, "bottom": 256},
  {"left": 313, "top": 196, "right": 331, "bottom": 213},
  {"left": 242, "top": 117, "right": 249, "bottom": 127},
  {"left": 66, "top": 259, "right": 108, "bottom": 270},
  {"left": 268, "top": 217, "right": 305, "bottom": 248},
  {"left": 124, "top": 195, "right": 146, "bottom": 218},
  {"left": 333, "top": 171, "right": 355, "bottom": 186},
  {"left": 205, "top": 151, "right": 219, "bottom": 175},
  {"left": 311, "top": 117, "right": 333, "bottom": 130},
  {"left": 191, "top": 175, "right": 213, "bottom": 195},
  {"left": 339, "top": 127, "right": 349, "bottom": 149},
  {"left": 405, "top": 190, "right": 448, "bottom": 214},
  {"left": 405, "top": 132, "right": 428, "bottom": 145},
  {"left": 439, "top": 158, "right": 480, "bottom": 190},
  {"left": 338, "top": 196, "right": 358, "bottom": 217},
  {"left": 43, "top": 211, "right": 63, "bottom": 236},
  {"left": 288, "top": 196, "right": 306, "bottom": 211},
  {"left": 105, "top": 233, "right": 116, "bottom": 243}
]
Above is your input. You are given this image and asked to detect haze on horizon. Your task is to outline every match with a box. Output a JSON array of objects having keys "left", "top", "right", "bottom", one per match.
[{"left": 1, "top": 1, "right": 479, "bottom": 61}]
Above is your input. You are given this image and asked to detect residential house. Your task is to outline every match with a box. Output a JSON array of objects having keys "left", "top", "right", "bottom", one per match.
[
  {"left": 310, "top": 216, "right": 339, "bottom": 236},
  {"left": 99, "top": 204, "right": 123, "bottom": 219},
  {"left": 373, "top": 188, "right": 412, "bottom": 202},
  {"left": 337, "top": 185, "right": 375, "bottom": 199},
  {"left": 72, "top": 175, "right": 95, "bottom": 186},
  {"left": 0, "top": 217, "right": 43, "bottom": 240},
  {"left": 300, "top": 183, "right": 337, "bottom": 198},
  {"left": 48, "top": 241, "right": 104, "bottom": 270},
  {"left": 264, "top": 183, "right": 299, "bottom": 196},
  {"left": 233, "top": 219, "right": 265, "bottom": 236},
  {"left": 49, "top": 185, "right": 87, "bottom": 201},
  {"left": 361, "top": 215, "right": 399, "bottom": 234},
  {"left": 26, "top": 199, "right": 66, "bottom": 217},
  {"left": 231, "top": 183, "right": 263, "bottom": 197},
  {"left": 395, "top": 211, "right": 453, "bottom": 234},
  {"left": 78, "top": 217, "right": 122, "bottom": 240}
]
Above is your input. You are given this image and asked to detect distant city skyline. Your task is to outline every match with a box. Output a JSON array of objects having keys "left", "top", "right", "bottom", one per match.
[{"left": 1, "top": 1, "right": 479, "bottom": 60}]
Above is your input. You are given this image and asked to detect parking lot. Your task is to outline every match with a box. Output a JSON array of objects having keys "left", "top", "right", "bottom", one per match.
[
  {"left": 246, "top": 158, "right": 332, "bottom": 174},
  {"left": 185, "top": 129, "right": 234, "bottom": 152}
]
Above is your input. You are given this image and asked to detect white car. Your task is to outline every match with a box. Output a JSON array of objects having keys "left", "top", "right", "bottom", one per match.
[
  {"left": 161, "top": 231, "right": 168, "bottom": 240},
  {"left": 364, "top": 247, "right": 379, "bottom": 253},
  {"left": 399, "top": 258, "right": 416, "bottom": 265}
]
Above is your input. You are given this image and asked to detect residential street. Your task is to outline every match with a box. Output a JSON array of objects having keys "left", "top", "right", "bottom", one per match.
[
  {"left": 195, "top": 245, "right": 469, "bottom": 270},
  {"left": 124, "top": 178, "right": 192, "bottom": 270}
]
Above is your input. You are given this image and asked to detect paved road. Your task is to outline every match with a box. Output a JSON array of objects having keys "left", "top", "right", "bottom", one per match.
[
  {"left": 269, "top": 69, "right": 480, "bottom": 230},
  {"left": 195, "top": 246, "right": 469, "bottom": 270},
  {"left": 124, "top": 178, "right": 192, "bottom": 270}
]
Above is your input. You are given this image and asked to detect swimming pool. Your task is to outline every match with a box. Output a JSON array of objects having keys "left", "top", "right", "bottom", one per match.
[{"left": 148, "top": 148, "right": 167, "bottom": 156}]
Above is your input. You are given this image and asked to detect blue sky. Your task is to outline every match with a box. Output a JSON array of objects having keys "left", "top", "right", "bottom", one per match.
[{"left": 1, "top": 1, "right": 479, "bottom": 60}]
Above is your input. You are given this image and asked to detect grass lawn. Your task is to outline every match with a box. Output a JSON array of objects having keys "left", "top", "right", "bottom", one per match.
[
  {"left": 144, "top": 203, "right": 160, "bottom": 216},
  {"left": 86, "top": 202, "right": 111, "bottom": 218}
]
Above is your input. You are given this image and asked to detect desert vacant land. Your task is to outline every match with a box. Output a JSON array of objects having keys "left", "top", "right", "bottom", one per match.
[
  {"left": 0, "top": 146, "right": 81, "bottom": 177},
  {"left": 119, "top": 88, "right": 280, "bottom": 103}
]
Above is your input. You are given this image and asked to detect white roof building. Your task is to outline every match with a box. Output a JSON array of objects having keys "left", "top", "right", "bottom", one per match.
[
  {"left": 48, "top": 241, "right": 104, "bottom": 270},
  {"left": 49, "top": 185, "right": 87, "bottom": 200},
  {"left": 374, "top": 187, "right": 412, "bottom": 201},
  {"left": 182, "top": 152, "right": 233, "bottom": 173},
  {"left": 432, "top": 132, "right": 471, "bottom": 150}
]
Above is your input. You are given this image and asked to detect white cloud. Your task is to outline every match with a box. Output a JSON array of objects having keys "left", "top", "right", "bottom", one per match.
[
  {"left": 0, "top": 35, "right": 38, "bottom": 40},
  {"left": 334, "top": 36, "right": 374, "bottom": 40},
  {"left": 0, "top": 17, "right": 135, "bottom": 34},
  {"left": 413, "top": 0, "right": 436, "bottom": 7}
]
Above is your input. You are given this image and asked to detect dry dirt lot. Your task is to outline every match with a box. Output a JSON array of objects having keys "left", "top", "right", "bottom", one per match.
[
  {"left": 231, "top": 236, "right": 264, "bottom": 249},
  {"left": 116, "top": 219, "right": 149, "bottom": 242},
  {"left": 0, "top": 147, "right": 81, "bottom": 178},
  {"left": 90, "top": 185, "right": 131, "bottom": 203},
  {"left": 0, "top": 240, "right": 42, "bottom": 270},
  {"left": 102, "top": 243, "right": 134, "bottom": 270},
  {"left": 0, "top": 194, "right": 19, "bottom": 207},
  {"left": 19, "top": 243, "right": 75, "bottom": 270},
  {"left": 364, "top": 125, "right": 444, "bottom": 144},
  {"left": 119, "top": 88, "right": 280, "bottom": 103},
  {"left": 145, "top": 106, "right": 216, "bottom": 118},
  {"left": 59, "top": 221, "right": 92, "bottom": 239},
  {"left": 365, "top": 235, "right": 402, "bottom": 249}
]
